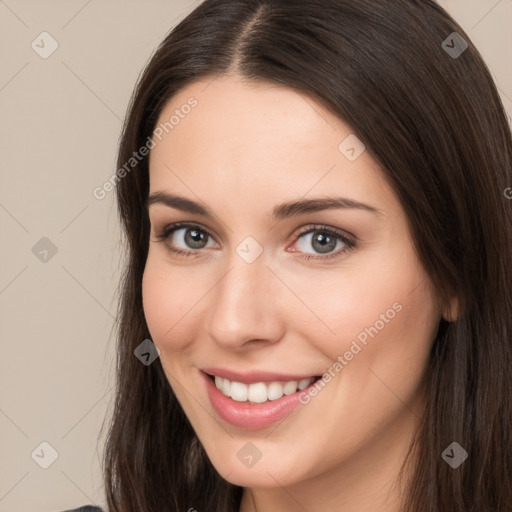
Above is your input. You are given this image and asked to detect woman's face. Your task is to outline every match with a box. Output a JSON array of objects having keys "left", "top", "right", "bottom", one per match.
[{"left": 143, "top": 75, "right": 445, "bottom": 490}]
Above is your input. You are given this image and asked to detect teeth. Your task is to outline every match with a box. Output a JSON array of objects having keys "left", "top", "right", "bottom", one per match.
[
  {"left": 283, "top": 381, "right": 298, "bottom": 395},
  {"left": 267, "top": 382, "right": 284, "bottom": 400},
  {"left": 213, "top": 375, "right": 316, "bottom": 403},
  {"left": 221, "top": 378, "right": 231, "bottom": 397},
  {"left": 298, "top": 378, "right": 312, "bottom": 390},
  {"left": 230, "top": 381, "right": 248, "bottom": 402},
  {"left": 245, "top": 382, "right": 265, "bottom": 403}
]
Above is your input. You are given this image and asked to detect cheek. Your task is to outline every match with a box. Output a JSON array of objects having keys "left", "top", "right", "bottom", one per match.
[
  {"left": 289, "top": 246, "right": 440, "bottom": 387},
  {"left": 141, "top": 253, "right": 202, "bottom": 353},
  {"left": 315, "top": 261, "right": 439, "bottom": 421},
  {"left": 332, "top": 237, "right": 438, "bottom": 346}
]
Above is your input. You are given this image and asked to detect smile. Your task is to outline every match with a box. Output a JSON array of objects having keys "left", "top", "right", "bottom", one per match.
[
  {"left": 214, "top": 375, "right": 316, "bottom": 403},
  {"left": 201, "top": 370, "right": 322, "bottom": 429}
]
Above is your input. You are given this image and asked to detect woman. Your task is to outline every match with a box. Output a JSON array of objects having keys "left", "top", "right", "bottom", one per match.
[{"left": 73, "top": 0, "right": 512, "bottom": 510}]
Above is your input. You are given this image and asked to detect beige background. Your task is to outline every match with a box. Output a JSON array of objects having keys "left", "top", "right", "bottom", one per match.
[{"left": 0, "top": 1, "right": 510, "bottom": 511}]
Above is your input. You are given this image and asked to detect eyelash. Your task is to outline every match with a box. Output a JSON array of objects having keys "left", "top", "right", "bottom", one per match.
[{"left": 152, "top": 222, "right": 356, "bottom": 261}]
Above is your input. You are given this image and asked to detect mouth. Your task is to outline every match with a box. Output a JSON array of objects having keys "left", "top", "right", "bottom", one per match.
[
  {"left": 201, "top": 370, "right": 323, "bottom": 429},
  {"left": 206, "top": 373, "right": 322, "bottom": 404}
]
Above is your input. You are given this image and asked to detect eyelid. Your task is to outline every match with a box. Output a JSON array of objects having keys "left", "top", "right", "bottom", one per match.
[
  {"left": 153, "top": 221, "right": 356, "bottom": 260},
  {"left": 287, "top": 224, "right": 356, "bottom": 261},
  {"left": 150, "top": 222, "right": 218, "bottom": 257},
  {"left": 290, "top": 224, "right": 356, "bottom": 244},
  {"left": 153, "top": 221, "right": 355, "bottom": 242},
  {"left": 154, "top": 221, "right": 213, "bottom": 236}
]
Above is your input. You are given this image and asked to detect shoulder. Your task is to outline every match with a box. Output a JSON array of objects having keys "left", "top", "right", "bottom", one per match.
[{"left": 60, "top": 507, "right": 104, "bottom": 512}]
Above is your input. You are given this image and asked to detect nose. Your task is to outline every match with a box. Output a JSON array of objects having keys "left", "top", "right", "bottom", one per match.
[{"left": 204, "top": 254, "right": 286, "bottom": 351}]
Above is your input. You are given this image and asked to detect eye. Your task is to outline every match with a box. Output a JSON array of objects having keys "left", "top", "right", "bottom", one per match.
[
  {"left": 152, "top": 222, "right": 356, "bottom": 261},
  {"left": 153, "top": 222, "right": 217, "bottom": 257},
  {"left": 289, "top": 225, "right": 355, "bottom": 261}
]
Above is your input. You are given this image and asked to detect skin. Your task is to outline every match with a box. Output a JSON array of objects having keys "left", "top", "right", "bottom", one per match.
[{"left": 142, "top": 75, "right": 455, "bottom": 512}]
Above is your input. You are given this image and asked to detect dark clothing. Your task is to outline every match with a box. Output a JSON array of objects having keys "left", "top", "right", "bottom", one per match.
[{"left": 62, "top": 507, "right": 104, "bottom": 512}]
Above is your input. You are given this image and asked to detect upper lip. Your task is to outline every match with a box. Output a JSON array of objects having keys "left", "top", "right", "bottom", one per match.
[{"left": 201, "top": 367, "right": 320, "bottom": 384}]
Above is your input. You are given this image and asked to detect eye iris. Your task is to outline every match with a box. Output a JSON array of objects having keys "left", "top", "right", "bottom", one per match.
[
  {"left": 176, "top": 228, "right": 342, "bottom": 254},
  {"left": 185, "top": 228, "right": 207, "bottom": 249},
  {"left": 312, "top": 232, "right": 337, "bottom": 254}
]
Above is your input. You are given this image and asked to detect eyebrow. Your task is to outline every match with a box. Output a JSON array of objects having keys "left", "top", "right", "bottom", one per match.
[{"left": 146, "top": 191, "right": 382, "bottom": 223}]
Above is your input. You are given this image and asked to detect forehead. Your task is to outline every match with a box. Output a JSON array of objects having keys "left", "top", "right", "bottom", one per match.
[
  {"left": 148, "top": 75, "right": 396, "bottom": 221},
  {"left": 153, "top": 75, "right": 351, "bottom": 157}
]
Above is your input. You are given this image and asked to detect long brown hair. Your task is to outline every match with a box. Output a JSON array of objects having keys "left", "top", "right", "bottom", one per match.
[{"left": 103, "top": 1, "right": 512, "bottom": 510}]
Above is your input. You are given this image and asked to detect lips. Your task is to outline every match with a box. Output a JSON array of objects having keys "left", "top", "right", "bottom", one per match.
[
  {"left": 201, "top": 366, "right": 319, "bottom": 384},
  {"left": 200, "top": 368, "right": 322, "bottom": 429}
]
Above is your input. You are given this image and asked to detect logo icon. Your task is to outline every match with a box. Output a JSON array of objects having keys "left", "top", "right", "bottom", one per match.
[
  {"left": 134, "top": 339, "right": 161, "bottom": 366},
  {"left": 32, "top": 237, "right": 58, "bottom": 263},
  {"left": 237, "top": 442, "right": 263, "bottom": 468},
  {"left": 236, "top": 236, "right": 263, "bottom": 264},
  {"left": 31, "top": 32, "right": 59, "bottom": 59},
  {"left": 31, "top": 441, "right": 59, "bottom": 469},
  {"left": 441, "top": 441, "right": 468, "bottom": 469},
  {"left": 338, "top": 134, "right": 366, "bottom": 162},
  {"left": 442, "top": 32, "right": 468, "bottom": 59}
]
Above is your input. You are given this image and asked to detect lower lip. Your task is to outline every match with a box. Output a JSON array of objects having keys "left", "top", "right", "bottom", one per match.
[{"left": 202, "top": 371, "right": 317, "bottom": 429}]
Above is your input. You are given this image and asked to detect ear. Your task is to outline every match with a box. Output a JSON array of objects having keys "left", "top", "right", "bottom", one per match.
[{"left": 442, "top": 295, "right": 460, "bottom": 323}]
